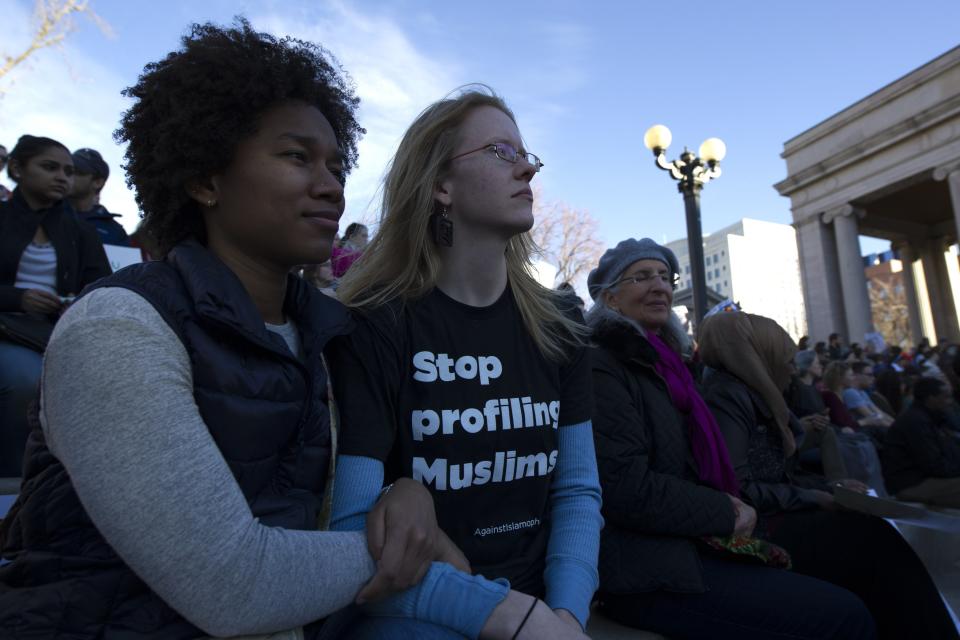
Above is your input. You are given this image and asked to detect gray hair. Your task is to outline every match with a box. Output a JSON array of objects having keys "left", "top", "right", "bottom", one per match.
[{"left": 586, "top": 285, "right": 692, "bottom": 358}]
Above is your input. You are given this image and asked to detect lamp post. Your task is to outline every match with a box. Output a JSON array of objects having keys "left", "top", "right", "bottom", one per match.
[{"left": 643, "top": 124, "right": 726, "bottom": 327}]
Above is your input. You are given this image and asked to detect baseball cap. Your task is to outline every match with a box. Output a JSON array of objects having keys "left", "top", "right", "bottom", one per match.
[{"left": 72, "top": 148, "right": 109, "bottom": 179}]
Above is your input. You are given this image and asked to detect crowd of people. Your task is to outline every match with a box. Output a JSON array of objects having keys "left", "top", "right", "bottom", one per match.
[{"left": 0, "top": 17, "right": 958, "bottom": 640}]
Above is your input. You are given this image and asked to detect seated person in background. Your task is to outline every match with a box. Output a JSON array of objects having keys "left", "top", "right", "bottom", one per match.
[
  {"left": 331, "top": 221, "right": 368, "bottom": 277},
  {"left": 301, "top": 259, "right": 337, "bottom": 297},
  {"left": 883, "top": 376, "right": 960, "bottom": 508},
  {"left": 700, "top": 312, "right": 958, "bottom": 640},
  {"left": 585, "top": 239, "right": 874, "bottom": 640},
  {"left": 328, "top": 87, "right": 600, "bottom": 638},
  {"left": 874, "top": 367, "right": 906, "bottom": 417},
  {"left": 814, "top": 340, "right": 828, "bottom": 366},
  {"left": 556, "top": 281, "right": 585, "bottom": 313},
  {"left": 0, "top": 144, "right": 11, "bottom": 201},
  {"left": 787, "top": 351, "right": 886, "bottom": 494},
  {"left": 128, "top": 219, "right": 161, "bottom": 261},
  {"left": 821, "top": 361, "right": 887, "bottom": 445},
  {"left": 828, "top": 332, "right": 845, "bottom": 360},
  {"left": 847, "top": 342, "right": 863, "bottom": 362},
  {"left": 843, "top": 361, "right": 894, "bottom": 428},
  {"left": 0, "top": 134, "right": 110, "bottom": 478},
  {"left": 68, "top": 147, "right": 131, "bottom": 247},
  {"left": 784, "top": 350, "right": 848, "bottom": 482},
  {"left": 0, "top": 22, "right": 543, "bottom": 640}
]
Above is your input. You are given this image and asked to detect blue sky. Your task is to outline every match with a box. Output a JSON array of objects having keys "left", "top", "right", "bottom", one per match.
[{"left": 2, "top": 0, "right": 959, "bottom": 259}]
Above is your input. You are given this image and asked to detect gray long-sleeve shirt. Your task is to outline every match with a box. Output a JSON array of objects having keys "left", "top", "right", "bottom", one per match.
[{"left": 40, "top": 287, "right": 376, "bottom": 637}]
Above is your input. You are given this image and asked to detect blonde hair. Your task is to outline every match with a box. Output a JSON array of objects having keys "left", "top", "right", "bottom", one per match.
[
  {"left": 822, "top": 361, "right": 850, "bottom": 393},
  {"left": 337, "top": 86, "right": 585, "bottom": 361}
]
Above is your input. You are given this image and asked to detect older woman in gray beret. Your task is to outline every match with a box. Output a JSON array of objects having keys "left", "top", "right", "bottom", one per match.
[{"left": 585, "top": 238, "right": 875, "bottom": 639}]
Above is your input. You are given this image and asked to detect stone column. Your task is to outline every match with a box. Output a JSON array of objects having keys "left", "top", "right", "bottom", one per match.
[
  {"left": 895, "top": 243, "right": 925, "bottom": 345},
  {"left": 933, "top": 162, "right": 960, "bottom": 242},
  {"left": 919, "top": 237, "right": 960, "bottom": 343},
  {"left": 795, "top": 215, "right": 846, "bottom": 341},
  {"left": 824, "top": 205, "right": 874, "bottom": 343}
]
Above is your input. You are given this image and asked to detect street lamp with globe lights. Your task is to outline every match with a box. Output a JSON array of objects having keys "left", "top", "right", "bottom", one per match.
[{"left": 643, "top": 124, "right": 726, "bottom": 327}]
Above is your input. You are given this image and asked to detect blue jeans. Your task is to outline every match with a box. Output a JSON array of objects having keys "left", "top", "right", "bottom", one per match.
[{"left": 0, "top": 340, "right": 42, "bottom": 477}]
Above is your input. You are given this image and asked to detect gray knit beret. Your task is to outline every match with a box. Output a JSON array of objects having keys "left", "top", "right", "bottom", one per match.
[
  {"left": 587, "top": 238, "right": 680, "bottom": 299},
  {"left": 794, "top": 349, "right": 817, "bottom": 376}
]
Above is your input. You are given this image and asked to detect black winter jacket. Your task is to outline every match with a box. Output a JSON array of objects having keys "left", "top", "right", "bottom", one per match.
[
  {"left": 590, "top": 311, "right": 734, "bottom": 595},
  {"left": 0, "top": 188, "right": 110, "bottom": 311},
  {"left": 883, "top": 404, "right": 960, "bottom": 495},
  {"left": 79, "top": 204, "right": 131, "bottom": 247},
  {"left": 0, "top": 240, "right": 351, "bottom": 638},
  {"left": 701, "top": 369, "right": 822, "bottom": 516}
]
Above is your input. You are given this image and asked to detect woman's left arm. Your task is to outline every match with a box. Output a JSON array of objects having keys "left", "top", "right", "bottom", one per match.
[
  {"left": 75, "top": 220, "right": 112, "bottom": 289},
  {"left": 543, "top": 421, "right": 603, "bottom": 629}
]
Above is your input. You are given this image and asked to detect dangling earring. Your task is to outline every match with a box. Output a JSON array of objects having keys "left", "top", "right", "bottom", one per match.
[
  {"left": 429, "top": 205, "right": 454, "bottom": 247},
  {"left": 207, "top": 199, "right": 216, "bottom": 207}
]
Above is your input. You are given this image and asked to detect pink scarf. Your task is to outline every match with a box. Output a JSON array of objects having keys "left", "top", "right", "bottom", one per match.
[{"left": 647, "top": 332, "right": 740, "bottom": 496}]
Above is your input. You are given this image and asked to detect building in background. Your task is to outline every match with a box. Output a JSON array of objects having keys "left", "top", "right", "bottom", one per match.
[
  {"left": 775, "top": 46, "right": 960, "bottom": 346},
  {"left": 666, "top": 218, "right": 807, "bottom": 340}
]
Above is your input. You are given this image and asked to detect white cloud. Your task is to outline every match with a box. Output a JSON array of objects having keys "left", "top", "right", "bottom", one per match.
[
  {"left": 251, "top": 1, "right": 461, "bottom": 228},
  {"left": 0, "top": 2, "right": 594, "bottom": 239},
  {"left": 1, "top": 1, "right": 459, "bottom": 235},
  {"left": 0, "top": 1, "right": 138, "bottom": 231}
]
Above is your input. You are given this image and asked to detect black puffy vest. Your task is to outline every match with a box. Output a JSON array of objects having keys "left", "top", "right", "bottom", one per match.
[{"left": 0, "top": 240, "right": 351, "bottom": 638}]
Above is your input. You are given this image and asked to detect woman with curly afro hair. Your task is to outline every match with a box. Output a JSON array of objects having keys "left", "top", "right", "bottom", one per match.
[{"left": 0, "top": 19, "right": 549, "bottom": 640}]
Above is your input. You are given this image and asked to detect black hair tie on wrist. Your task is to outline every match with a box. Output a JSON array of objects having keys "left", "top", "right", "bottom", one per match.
[{"left": 511, "top": 596, "right": 539, "bottom": 640}]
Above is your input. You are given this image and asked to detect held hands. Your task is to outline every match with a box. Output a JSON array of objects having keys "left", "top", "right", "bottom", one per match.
[
  {"left": 356, "top": 478, "right": 470, "bottom": 604},
  {"left": 728, "top": 494, "right": 757, "bottom": 537},
  {"left": 799, "top": 414, "right": 829, "bottom": 434},
  {"left": 20, "top": 289, "right": 62, "bottom": 315}
]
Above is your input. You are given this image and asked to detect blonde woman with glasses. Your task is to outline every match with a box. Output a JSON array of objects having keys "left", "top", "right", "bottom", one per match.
[{"left": 327, "top": 87, "right": 601, "bottom": 639}]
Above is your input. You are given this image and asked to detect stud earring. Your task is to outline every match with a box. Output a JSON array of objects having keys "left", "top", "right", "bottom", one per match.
[
  {"left": 207, "top": 199, "right": 216, "bottom": 207},
  {"left": 429, "top": 205, "right": 453, "bottom": 247}
]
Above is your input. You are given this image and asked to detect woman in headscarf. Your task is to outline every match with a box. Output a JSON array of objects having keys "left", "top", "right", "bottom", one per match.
[
  {"left": 700, "top": 312, "right": 958, "bottom": 640},
  {"left": 584, "top": 238, "right": 874, "bottom": 640}
]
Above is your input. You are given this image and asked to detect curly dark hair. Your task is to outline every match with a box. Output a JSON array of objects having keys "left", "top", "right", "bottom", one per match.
[{"left": 115, "top": 18, "right": 364, "bottom": 256}]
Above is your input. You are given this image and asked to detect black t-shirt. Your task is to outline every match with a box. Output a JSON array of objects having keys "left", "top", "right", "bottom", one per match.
[{"left": 328, "top": 286, "right": 592, "bottom": 594}]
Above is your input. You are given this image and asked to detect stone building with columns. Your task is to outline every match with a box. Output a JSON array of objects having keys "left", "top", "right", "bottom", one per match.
[{"left": 775, "top": 45, "right": 960, "bottom": 346}]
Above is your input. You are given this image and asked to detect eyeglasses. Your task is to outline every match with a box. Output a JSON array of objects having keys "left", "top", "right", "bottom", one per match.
[
  {"left": 449, "top": 142, "right": 543, "bottom": 172},
  {"left": 615, "top": 271, "right": 680, "bottom": 291}
]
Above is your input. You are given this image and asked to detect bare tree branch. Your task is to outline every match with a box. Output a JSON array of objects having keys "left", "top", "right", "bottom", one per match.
[
  {"left": 0, "top": 0, "right": 111, "bottom": 94},
  {"left": 530, "top": 186, "right": 605, "bottom": 288}
]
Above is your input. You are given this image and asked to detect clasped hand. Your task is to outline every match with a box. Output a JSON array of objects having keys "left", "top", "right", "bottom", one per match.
[{"left": 356, "top": 478, "right": 470, "bottom": 603}]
